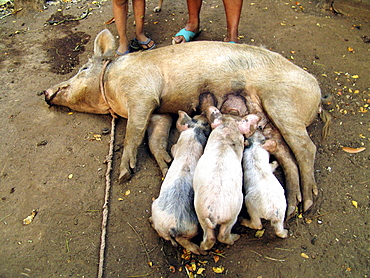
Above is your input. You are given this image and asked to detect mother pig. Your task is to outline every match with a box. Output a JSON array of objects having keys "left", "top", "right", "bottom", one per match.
[{"left": 44, "top": 29, "right": 325, "bottom": 212}]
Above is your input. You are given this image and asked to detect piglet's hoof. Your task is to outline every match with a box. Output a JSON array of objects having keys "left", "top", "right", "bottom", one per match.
[{"left": 118, "top": 168, "right": 132, "bottom": 183}]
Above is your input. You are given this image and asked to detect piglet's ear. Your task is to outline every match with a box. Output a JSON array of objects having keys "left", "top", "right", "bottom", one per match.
[
  {"left": 176, "top": 111, "right": 192, "bottom": 132},
  {"left": 206, "top": 106, "right": 223, "bottom": 129},
  {"left": 94, "top": 29, "right": 116, "bottom": 58}
]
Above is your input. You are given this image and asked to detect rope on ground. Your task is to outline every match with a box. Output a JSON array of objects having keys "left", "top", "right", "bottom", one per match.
[{"left": 98, "top": 116, "right": 116, "bottom": 278}]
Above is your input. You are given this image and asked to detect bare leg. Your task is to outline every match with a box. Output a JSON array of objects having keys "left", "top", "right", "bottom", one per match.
[
  {"left": 113, "top": 0, "right": 129, "bottom": 54},
  {"left": 132, "top": 0, "right": 155, "bottom": 48},
  {"left": 222, "top": 0, "right": 243, "bottom": 42},
  {"left": 173, "top": 0, "right": 202, "bottom": 44}
]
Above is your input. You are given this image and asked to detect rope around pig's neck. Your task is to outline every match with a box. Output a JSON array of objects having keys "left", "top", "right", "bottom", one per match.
[{"left": 98, "top": 116, "right": 116, "bottom": 278}]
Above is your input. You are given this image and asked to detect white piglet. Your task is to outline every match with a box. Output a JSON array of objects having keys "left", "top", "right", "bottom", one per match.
[
  {"left": 150, "top": 111, "right": 210, "bottom": 255},
  {"left": 241, "top": 130, "right": 289, "bottom": 238},
  {"left": 193, "top": 106, "right": 260, "bottom": 252}
]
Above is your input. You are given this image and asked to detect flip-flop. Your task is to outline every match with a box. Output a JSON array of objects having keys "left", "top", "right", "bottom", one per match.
[
  {"left": 116, "top": 49, "right": 131, "bottom": 56},
  {"left": 172, "top": 28, "right": 201, "bottom": 44},
  {"left": 130, "top": 38, "right": 156, "bottom": 51}
]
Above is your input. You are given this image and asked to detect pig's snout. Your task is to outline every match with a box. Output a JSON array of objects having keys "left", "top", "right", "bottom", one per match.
[{"left": 43, "top": 87, "right": 61, "bottom": 107}]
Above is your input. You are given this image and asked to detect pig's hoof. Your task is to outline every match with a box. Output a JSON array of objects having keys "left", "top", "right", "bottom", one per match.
[
  {"left": 118, "top": 169, "right": 132, "bottom": 183},
  {"left": 277, "top": 229, "right": 289, "bottom": 239},
  {"left": 303, "top": 199, "right": 313, "bottom": 212}
]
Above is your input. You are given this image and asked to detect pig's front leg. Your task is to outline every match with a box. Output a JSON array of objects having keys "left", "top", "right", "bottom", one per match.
[
  {"left": 147, "top": 114, "right": 173, "bottom": 178},
  {"left": 119, "top": 101, "right": 157, "bottom": 182}
]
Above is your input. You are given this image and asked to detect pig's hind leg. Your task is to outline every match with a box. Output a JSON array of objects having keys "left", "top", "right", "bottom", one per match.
[
  {"left": 271, "top": 219, "right": 289, "bottom": 238},
  {"left": 176, "top": 237, "right": 206, "bottom": 255},
  {"left": 241, "top": 199, "right": 263, "bottom": 230},
  {"left": 217, "top": 221, "right": 241, "bottom": 245},
  {"left": 199, "top": 218, "right": 217, "bottom": 252},
  {"left": 147, "top": 114, "right": 173, "bottom": 178},
  {"left": 263, "top": 100, "right": 318, "bottom": 212}
]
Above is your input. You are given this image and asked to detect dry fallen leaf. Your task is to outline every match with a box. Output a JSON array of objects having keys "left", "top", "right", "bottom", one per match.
[
  {"left": 352, "top": 200, "right": 358, "bottom": 208},
  {"left": 213, "top": 255, "right": 220, "bottom": 262},
  {"left": 169, "top": 265, "right": 176, "bottom": 273},
  {"left": 197, "top": 267, "right": 205, "bottom": 275},
  {"left": 341, "top": 147, "right": 366, "bottom": 153},
  {"left": 23, "top": 209, "right": 38, "bottom": 225},
  {"left": 301, "top": 253, "right": 309, "bottom": 259},
  {"left": 255, "top": 229, "right": 265, "bottom": 238},
  {"left": 212, "top": 266, "right": 225, "bottom": 274}
]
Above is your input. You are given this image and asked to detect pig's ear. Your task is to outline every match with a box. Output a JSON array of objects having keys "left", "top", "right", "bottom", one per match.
[
  {"left": 94, "top": 29, "right": 116, "bottom": 58},
  {"left": 262, "top": 139, "right": 277, "bottom": 153},
  {"left": 206, "top": 106, "right": 223, "bottom": 129},
  {"left": 176, "top": 111, "right": 192, "bottom": 132}
]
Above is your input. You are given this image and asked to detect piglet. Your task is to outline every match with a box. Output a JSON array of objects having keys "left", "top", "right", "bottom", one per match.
[
  {"left": 193, "top": 106, "right": 260, "bottom": 252},
  {"left": 150, "top": 111, "right": 210, "bottom": 255},
  {"left": 241, "top": 130, "right": 289, "bottom": 238}
]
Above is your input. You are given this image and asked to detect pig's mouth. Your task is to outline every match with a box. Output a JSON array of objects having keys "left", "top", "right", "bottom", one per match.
[{"left": 43, "top": 87, "right": 61, "bottom": 107}]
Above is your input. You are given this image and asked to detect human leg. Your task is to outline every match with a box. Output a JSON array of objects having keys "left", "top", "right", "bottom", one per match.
[
  {"left": 132, "top": 0, "right": 155, "bottom": 49},
  {"left": 113, "top": 0, "right": 129, "bottom": 55},
  {"left": 222, "top": 0, "right": 243, "bottom": 42},
  {"left": 173, "top": 0, "right": 202, "bottom": 44}
]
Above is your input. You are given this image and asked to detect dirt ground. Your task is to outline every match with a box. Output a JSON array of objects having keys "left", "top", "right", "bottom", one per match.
[{"left": 0, "top": 0, "right": 369, "bottom": 277}]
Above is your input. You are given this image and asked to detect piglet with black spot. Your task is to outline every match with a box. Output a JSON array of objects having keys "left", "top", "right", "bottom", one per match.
[{"left": 150, "top": 111, "right": 210, "bottom": 255}]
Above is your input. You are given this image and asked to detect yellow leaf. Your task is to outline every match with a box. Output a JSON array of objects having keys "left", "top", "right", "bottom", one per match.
[
  {"left": 23, "top": 209, "right": 38, "bottom": 225},
  {"left": 351, "top": 75, "right": 359, "bottom": 79},
  {"left": 212, "top": 266, "right": 225, "bottom": 273},
  {"left": 351, "top": 200, "right": 358, "bottom": 208},
  {"left": 301, "top": 253, "right": 309, "bottom": 259},
  {"left": 118, "top": 198, "right": 123, "bottom": 201},
  {"left": 197, "top": 268, "right": 205, "bottom": 275},
  {"left": 255, "top": 229, "right": 265, "bottom": 238},
  {"left": 125, "top": 190, "right": 131, "bottom": 195},
  {"left": 148, "top": 261, "right": 153, "bottom": 267},
  {"left": 190, "top": 262, "right": 196, "bottom": 271},
  {"left": 68, "top": 174, "right": 73, "bottom": 179}
]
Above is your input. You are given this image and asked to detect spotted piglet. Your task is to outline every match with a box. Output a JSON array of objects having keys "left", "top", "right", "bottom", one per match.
[
  {"left": 150, "top": 111, "right": 210, "bottom": 255},
  {"left": 193, "top": 106, "right": 260, "bottom": 252},
  {"left": 241, "top": 130, "right": 289, "bottom": 238}
]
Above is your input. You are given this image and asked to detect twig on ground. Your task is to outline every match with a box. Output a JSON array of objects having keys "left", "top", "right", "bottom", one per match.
[{"left": 127, "top": 221, "right": 152, "bottom": 265}]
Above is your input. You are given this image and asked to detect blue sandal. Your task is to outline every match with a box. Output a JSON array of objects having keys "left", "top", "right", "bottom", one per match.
[{"left": 172, "top": 28, "right": 201, "bottom": 44}]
